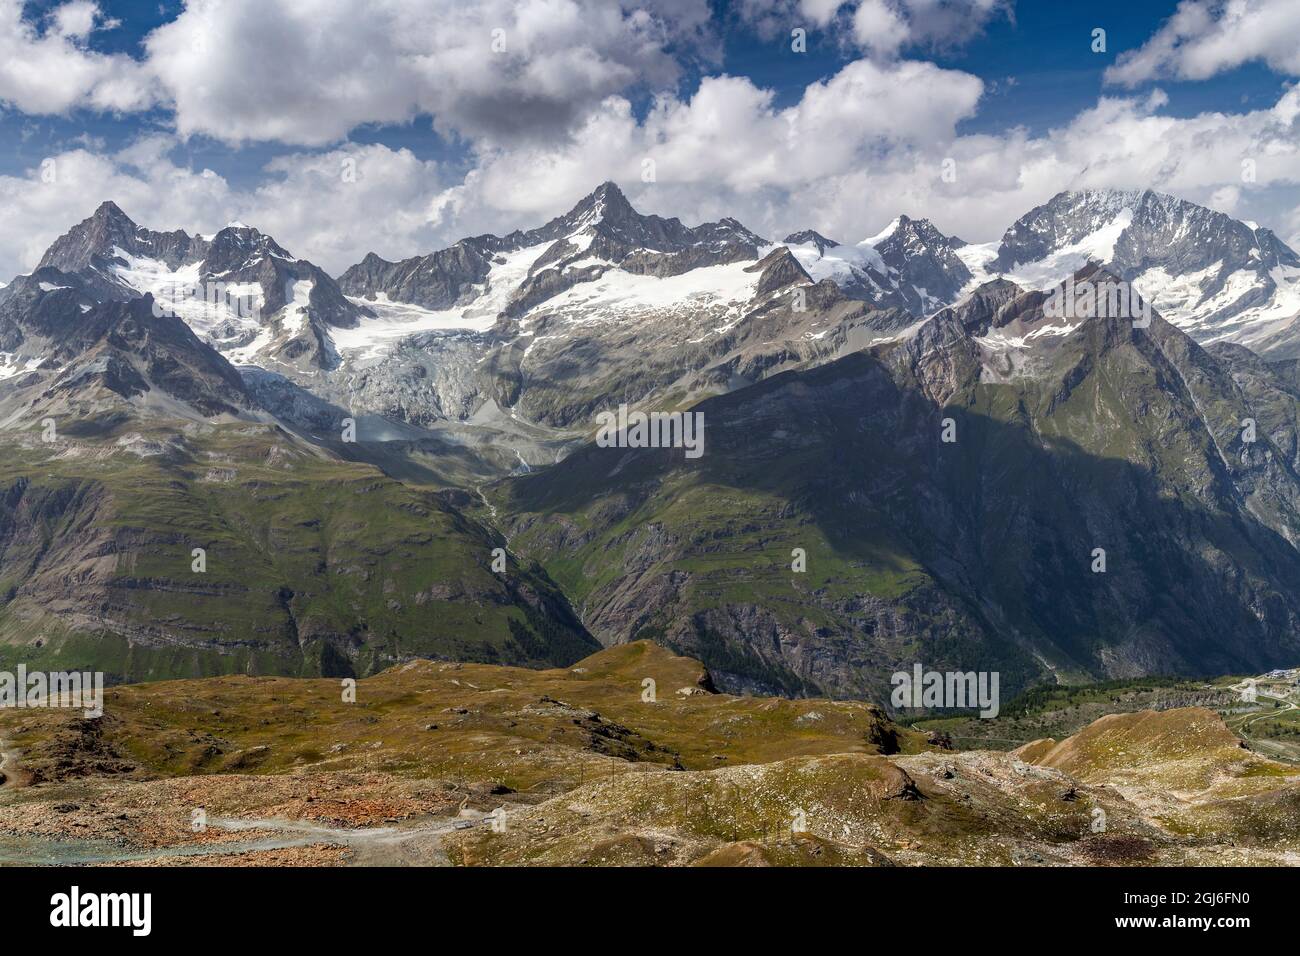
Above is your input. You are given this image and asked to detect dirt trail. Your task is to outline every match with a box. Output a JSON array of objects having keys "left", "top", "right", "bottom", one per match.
[
  {"left": 210, "top": 815, "right": 472, "bottom": 866},
  {"left": 0, "top": 813, "right": 482, "bottom": 866}
]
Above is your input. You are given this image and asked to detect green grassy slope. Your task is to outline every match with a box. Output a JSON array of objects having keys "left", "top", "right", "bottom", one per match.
[{"left": 0, "top": 419, "right": 597, "bottom": 681}]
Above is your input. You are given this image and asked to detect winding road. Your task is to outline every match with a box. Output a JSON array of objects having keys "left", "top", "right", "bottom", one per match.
[{"left": 1225, "top": 681, "right": 1300, "bottom": 763}]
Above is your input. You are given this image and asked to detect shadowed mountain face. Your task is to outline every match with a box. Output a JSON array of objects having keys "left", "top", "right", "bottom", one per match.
[{"left": 496, "top": 268, "right": 1300, "bottom": 698}]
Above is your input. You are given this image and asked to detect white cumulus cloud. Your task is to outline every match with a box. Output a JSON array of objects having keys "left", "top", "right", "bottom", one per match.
[
  {"left": 0, "top": 0, "right": 156, "bottom": 113},
  {"left": 1107, "top": 0, "right": 1300, "bottom": 86},
  {"left": 143, "top": 0, "right": 710, "bottom": 147}
]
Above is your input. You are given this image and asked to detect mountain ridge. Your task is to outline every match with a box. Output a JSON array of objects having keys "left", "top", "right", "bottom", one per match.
[{"left": 4, "top": 186, "right": 1300, "bottom": 695}]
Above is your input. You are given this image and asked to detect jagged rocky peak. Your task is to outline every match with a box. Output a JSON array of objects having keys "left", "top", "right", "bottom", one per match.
[
  {"left": 932, "top": 277, "right": 1025, "bottom": 335},
  {"left": 515, "top": 180, "right": 654, "bottom": 250},
  {"left": 564, "top": 180, "right": 635, "bottom": 229},
  {"left": 993, "top": 189, "right": 1148, "bottom": 271},
  {"left": 87, "top": 199, "right": 136, "bottom": 232},
  {"left": 994, "top": 187, "right": 1300, "bottom": 274},
  {"left": 692, "top": 216, "right": 767, "bottom": 250},
  {"left": 201, "top": 222, "right": 296, "bottom": 273},
  {"left": 34, "top": 201, "right": 301, "bottom": 284},
  {"left": 544, "top": 180, "right": 765, "bottom": 255},
  {"left": 337, "top": 242, "right": 492, "bottom": 311},
  {"left": 341, "top": 181, "right": 770, "bottom": 318},
  {"left": 510, "top": 185, "right": 768, "bottom": 309},
  {"left": 875, "top": 214, "right": 966, "bottom": 252},
  {"left": 746, "top": 245, "right": 813, "bottom": 296},
  {"left": 784, "top": 230, "right": 839, "bottom": 255},
  {"left": 868, "top": 214, "right": 974, "bottom": 313},
  {"left": 988, "top": 188, "right": 1300, "bottom": 353},
  {"left": 38, "top": 200, "right": 192, "bottom": 274},
  {"left": 21, "top": 201, "right": 366, "bottom": 374}
]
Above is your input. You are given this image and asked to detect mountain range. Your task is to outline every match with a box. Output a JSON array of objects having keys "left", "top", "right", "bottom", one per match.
[{"left": 2, "top": 182, "right": 1300, "bottom": 699}]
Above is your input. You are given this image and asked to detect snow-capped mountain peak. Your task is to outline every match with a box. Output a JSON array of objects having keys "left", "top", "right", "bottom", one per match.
[
  {"left": 336, "top": 181, "right": 769, "bottom": 343},
  {"left": 988, "top": 188, "right": 1300, "bottom": 355},
  {"left": 558, "top": 180, "right": 629, "bottom": 232},
  {"left": 23, "top": 203, "right": 362, "bottom": 374},
  {"left": 863, "top": 216, "right": 903, "bottom": 247},
  {"left": 783, "top": 213, "right": 972, "bottom": 315}
]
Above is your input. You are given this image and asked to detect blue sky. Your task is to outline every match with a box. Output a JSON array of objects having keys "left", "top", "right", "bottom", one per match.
[
  {"left": 720, "top": 1, "right": 1254, "bottom": 122},
  {"left": 0, "top": 0, "right": 1297, "bottom": 276}
]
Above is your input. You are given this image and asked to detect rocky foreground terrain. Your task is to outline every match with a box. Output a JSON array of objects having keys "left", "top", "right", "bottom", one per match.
[{"left": 1, "top": 642, "right": 1296, "bottom": 867}]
